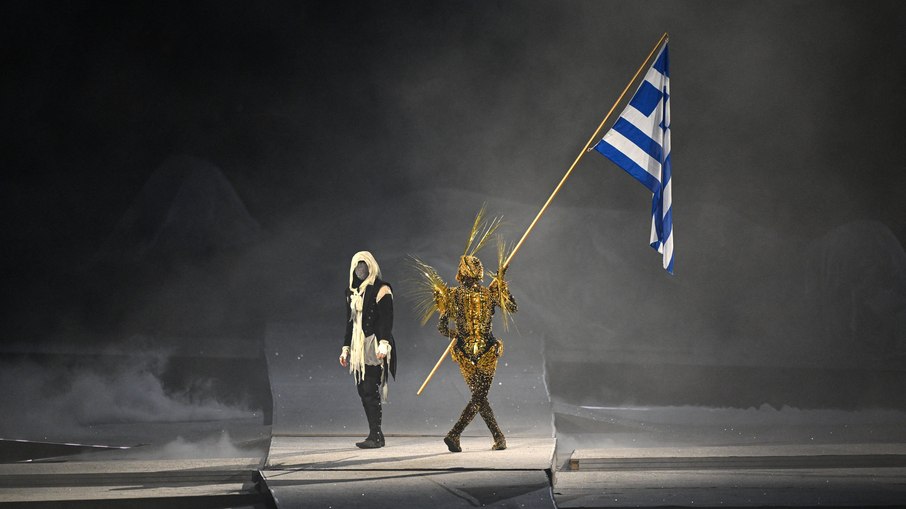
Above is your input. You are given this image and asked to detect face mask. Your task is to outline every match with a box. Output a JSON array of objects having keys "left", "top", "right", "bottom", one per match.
[{"left": 354, "top": 261, "right": 370, "bottom": 281}]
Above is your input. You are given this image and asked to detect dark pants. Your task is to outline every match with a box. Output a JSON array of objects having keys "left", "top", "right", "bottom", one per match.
[{"left": 356, "top": 364, "right": 383, "bottom": 436}]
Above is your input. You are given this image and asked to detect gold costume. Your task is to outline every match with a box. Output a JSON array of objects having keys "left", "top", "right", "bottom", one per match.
[{"left": 413, "top": 208, "right": 517, "bottom": 452}]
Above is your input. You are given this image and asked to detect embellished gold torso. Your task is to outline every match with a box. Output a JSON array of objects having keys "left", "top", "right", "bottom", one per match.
[{"left": 437, "top": 279, "right": 516, "bottom": 367}]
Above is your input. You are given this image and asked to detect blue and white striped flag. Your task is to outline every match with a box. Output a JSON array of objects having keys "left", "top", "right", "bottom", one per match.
[{"left": 593, "top": 42, "right": 673, "bottom": 274}]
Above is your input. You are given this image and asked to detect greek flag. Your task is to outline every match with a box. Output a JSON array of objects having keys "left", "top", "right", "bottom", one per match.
[{"left": 593, "top": 42, "right": 673, "bottom": 274}]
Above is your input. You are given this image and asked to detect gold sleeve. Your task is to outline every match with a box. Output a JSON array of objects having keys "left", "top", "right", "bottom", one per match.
[{"left": 489, "top": 276, "right": 517, "bottom": 313}]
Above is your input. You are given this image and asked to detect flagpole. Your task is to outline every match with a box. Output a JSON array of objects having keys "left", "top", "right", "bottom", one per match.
[
  {"left": 417, "top": 337, "right": 455, "bottom": 395},
  {"left": 417, "top": 32, "right": 669, "bottom": 396}
]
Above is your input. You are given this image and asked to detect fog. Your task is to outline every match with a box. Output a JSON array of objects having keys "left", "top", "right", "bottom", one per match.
[{"left": 0, "top": 354, "right": 254, "bottom": 436}]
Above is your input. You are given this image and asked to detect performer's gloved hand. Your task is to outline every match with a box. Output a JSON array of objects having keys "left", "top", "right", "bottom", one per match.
[
  {"left": 377, "top": 340, "right": 391, "bottom": 360},
  {"left": 339, "top": 346, "right": 349, "bottom": 367}
]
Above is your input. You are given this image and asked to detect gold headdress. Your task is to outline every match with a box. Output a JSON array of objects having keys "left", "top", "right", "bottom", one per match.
[
  {"left": 457, "top": 205, "right": 500, "bottom": 284},
  {"left": 409, "top": 205, "right": 510, "bottom": 325}
]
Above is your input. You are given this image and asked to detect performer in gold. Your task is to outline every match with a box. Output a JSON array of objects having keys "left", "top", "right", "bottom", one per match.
[{"left": 413, "top": 208, "right": 517, "bottom": 452}]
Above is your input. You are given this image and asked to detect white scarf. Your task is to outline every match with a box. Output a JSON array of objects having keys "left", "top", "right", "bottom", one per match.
[{"left": 348, "top": 251, "right": 380, "bottom": 384}]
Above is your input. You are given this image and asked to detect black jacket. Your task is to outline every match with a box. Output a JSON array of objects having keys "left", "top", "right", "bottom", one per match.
[{"left": 344, "top": 278, "right": 396, "bottom": 379}]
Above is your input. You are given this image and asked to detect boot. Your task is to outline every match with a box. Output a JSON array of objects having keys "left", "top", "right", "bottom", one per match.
[
  {"left": 356, "top": 431, "right": 384, "bottom": 449},
  {"left": 480, "top": 401, "right": 506, "bottom": 450},
  {"left": 356, "top": 401, "right": 385, "bottom": 449},
  {"left": 445, "top": 400, "right": 479, "bottom": 453},
  {"left": 444, "top": 433, "right": 462, "bottom": 453},
  {"left": 371, "top": 403, "right": 385, "bottom": 447}
]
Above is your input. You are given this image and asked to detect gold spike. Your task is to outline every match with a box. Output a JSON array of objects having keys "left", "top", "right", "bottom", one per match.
[
  {"left": 463, "top": 204, "right": 488, "bottom": 257},
  {"left": 495, "top": 233, "right": 509, "bottom": 273},
  {"left": 469, "top": 214, "right": 501, "bottom": 257},
  {"left": 492, "top": 235, "right": 515, "bottom": 331},
  {"left": 407, "top": 255, "right": 450, "bottom": 325}
]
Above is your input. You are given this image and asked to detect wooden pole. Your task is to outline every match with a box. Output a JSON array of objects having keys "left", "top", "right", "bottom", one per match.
[
  {"left": 416, "top": 337, "right": 456, "bottom": 396},
  {"left": 417, "top": 32, "right": 669, "bottom": 396}
]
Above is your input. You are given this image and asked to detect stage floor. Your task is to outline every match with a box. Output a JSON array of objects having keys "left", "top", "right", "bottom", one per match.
[
  {"left": 0, "top": 457, "right": 266, "bottom": 505},
  {"left": 260, "top": 435, "right": 557, "bottom": 508},
  {"left": 555, "top": 443, "right": 906, "bottom": 508},
  {"left": 259, "top": 436, "right": 906, "bottom": 508},
  {"left": 3, "top": 434, "right": 906, "bottom": 507}
]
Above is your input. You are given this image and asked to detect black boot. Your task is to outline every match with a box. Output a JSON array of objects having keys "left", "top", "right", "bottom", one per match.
[
  {"left": 443, "top": 433, "right": 461, "bottom": 453},
  {"left": 356, "top": 400, "right": 384, "bottom": 449},
  {"left": 371, "top": 428, "right": 385, "bottom": 448},
  {"left": 356, "top": 366, "right": 385, "bottom": 449},
  {"left": 370, "top": 402, "right": 385, "bottom": 447},
  {"left": 479, "top": 401, "right": 506, "bottom": 450},
  {"left": 445, "top": 400, "right": 480, "bottom": 453},
  {"left": 491, "top": 433, "right": 507, "bottom": 451},
  {"left": 356, "top": 433, "right": 383, "bottom": 449}
]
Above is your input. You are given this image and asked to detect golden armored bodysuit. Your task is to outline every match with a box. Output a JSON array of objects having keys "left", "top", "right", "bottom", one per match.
[
  {"left": 413, "top": 209, "right": 517, "bottom": 452},
  {"left": 440, "top": 261, "right": 515, "bottom": 379}
]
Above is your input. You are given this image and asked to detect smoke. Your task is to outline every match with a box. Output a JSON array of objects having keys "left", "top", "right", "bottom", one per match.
[
  {"left": 154, "top": 432, "right": 252, "bottom": 459},
  {"left": 112, "top": 431, "right": 260, "bottom": 460},
  {"left": 0, "top": 352, "right": 256, "bottom": 440},
  {"left": 554, "top": 402, "right": 906, "bottom": 455}
]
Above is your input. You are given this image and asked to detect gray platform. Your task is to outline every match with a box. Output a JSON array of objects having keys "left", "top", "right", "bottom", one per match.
[
  {"left": 263, "top": 469, "right": 553, "bottom": 509},
  {"left": 0, "top": 457, "right": 265, "bottom": 504},
  {"left": 554, "top": 443, "right": 906, "bottom": 508},
  {"left": 266, "top": 435, "right": 556, "bottom": 470},
  {"left": 260, "top": 435, "right": 557, "bottom": 508}
]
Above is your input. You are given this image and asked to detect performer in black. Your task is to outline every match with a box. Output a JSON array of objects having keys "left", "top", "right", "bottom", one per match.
[{"left": 339, "top": 251, "right": 396, "bottom": 449}]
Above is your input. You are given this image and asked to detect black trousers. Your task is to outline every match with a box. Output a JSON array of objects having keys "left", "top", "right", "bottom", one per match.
[{"left": 356, "top": 364, "right": 383, "bottom": 433}]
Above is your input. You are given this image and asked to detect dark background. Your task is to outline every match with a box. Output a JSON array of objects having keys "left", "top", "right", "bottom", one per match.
[{"left": 2, "top": 0, "right": 905, "bottom": 443}]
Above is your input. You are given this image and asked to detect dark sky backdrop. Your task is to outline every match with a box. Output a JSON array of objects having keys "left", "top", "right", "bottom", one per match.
[
  {"left": 2, "top": 0, "right": 905, "bottom": 388},
  {"left": 4, "top": 1, "right": 905, "bottom": 258}
]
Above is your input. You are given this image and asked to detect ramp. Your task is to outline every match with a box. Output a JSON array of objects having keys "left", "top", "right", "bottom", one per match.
[{"left": 261, "top": 436, "right": 556, "bottom": 508}]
